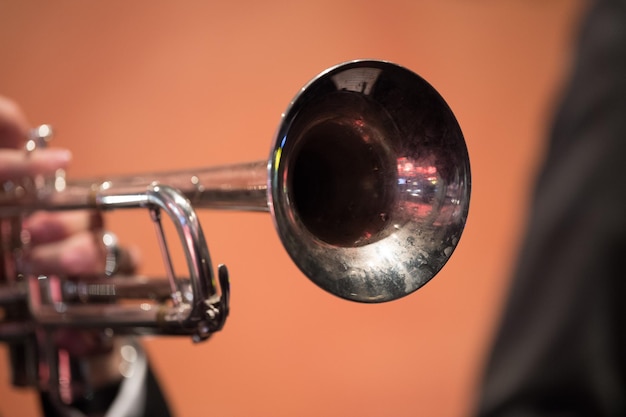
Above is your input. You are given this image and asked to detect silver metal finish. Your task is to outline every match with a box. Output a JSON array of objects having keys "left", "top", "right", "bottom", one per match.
[
  {"left": 270, "top": 60, "right": 470, "bottom": 301},
  {"left": 102, "top": 232, "right": 120, "bottom": 277},
  {"left": 0, "top": 60, "right": 470, "bottom": 302},
  {"left": 0, "top": 59, "right": 469, "bottom": 409},
  {"left": 23, "top": 184, "right": 227, "bottom": 338}
]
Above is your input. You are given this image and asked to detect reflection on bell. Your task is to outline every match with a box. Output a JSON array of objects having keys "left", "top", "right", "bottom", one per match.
[{"left": 269, "top": 60, "right": 470, "bottom": 302}]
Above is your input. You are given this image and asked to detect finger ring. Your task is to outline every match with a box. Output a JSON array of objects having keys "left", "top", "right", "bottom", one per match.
[
  {"left": 25, "top": 124, "right": 54, "bottom": 153},
  {"left": 102, "top": 231, "right": 120, "bottom": 277}
]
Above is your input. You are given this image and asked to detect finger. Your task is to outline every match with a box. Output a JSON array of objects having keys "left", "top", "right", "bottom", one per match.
[
  {"left": 26, "top": 231, "right": 103, "bottom": 276},
  {"left": 0, "top": 147, "right": 72, "bottom": 182},
  {"left": 24, "top": 231, "right": 141, "bottom": 276},
  {"left": 0, "top": 96, "right": 30, "bottom": 149},
  {"left": 53, "top": 329, "right": 114, "bottom": 357},
  {"left": 23, "top": 211, "right": 103, "bottom": 245}
]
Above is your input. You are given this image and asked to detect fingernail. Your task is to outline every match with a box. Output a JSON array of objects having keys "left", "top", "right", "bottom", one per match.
[
  {"left": 32, "top": 148, "right": 72, "bottom": 165},
  {"left": 43, "top": 149, "right": 72, "bottom": 162}
]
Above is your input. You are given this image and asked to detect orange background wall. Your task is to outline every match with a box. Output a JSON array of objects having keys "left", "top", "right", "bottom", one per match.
[{"left": 0, "top": 2, "right": 584, "bottom": 416}]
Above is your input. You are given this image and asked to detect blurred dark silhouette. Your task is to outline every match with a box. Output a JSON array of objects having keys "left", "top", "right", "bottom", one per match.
[{"left": 475, "top": 0, "right": 626, "bottom": 415}]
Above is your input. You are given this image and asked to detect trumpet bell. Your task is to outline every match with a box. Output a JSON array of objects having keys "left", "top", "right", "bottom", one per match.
[{"left": 269, "top": 60, "right": 470, "bottom": 302}]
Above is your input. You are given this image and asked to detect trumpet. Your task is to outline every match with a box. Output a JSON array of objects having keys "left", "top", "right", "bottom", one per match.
[{"left": 0, "top": 60, "right": 470, "bottom": 411}]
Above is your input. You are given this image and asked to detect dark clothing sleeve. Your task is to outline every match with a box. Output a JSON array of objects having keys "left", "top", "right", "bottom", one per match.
[
  {"left": 475, "top": 0, "right": 626, "bottom": 415},
  {"left": 39, "top": 365, "right": 172, "bottom": 417}
]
